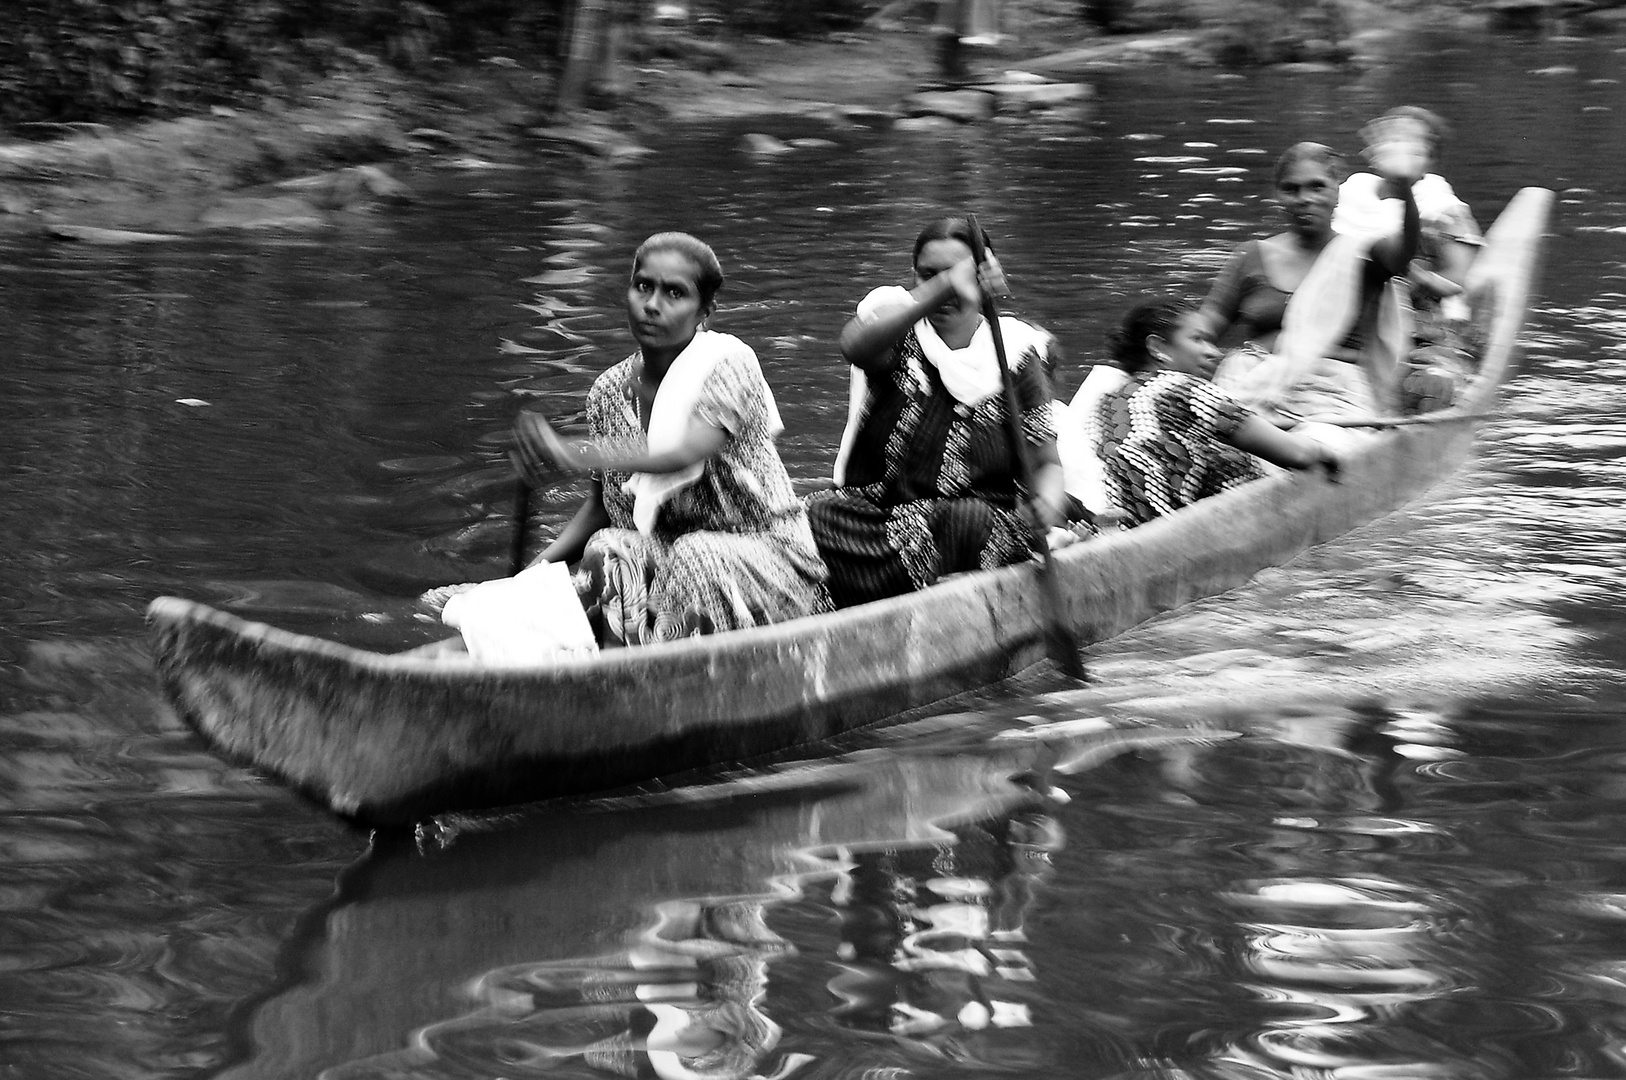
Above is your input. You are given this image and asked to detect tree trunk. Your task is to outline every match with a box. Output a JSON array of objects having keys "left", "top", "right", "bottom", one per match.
[{"left": 556, "top": 0, "right": 615, "bottom": 115}]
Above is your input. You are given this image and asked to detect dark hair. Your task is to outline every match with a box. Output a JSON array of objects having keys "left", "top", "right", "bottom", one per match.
[
  {"left": 1273, "top": 141, "right": 1346, "bottom": 187},
  {"left": 1109, "top": 297, "right": 1195, "bottom": 373},
  {"left": 632, "top": 232, "right": 725, "bottom": 307},
  {"left": 911, "top": 215, "right": 995, "bottom": 267}
]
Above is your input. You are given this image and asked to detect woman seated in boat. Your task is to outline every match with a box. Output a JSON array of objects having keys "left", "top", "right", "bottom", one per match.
[
  {"left": 1089, "top": 297, "right": 1339, "bottom": 528},
  {"left": 1335, "top": 106, "right": 1484, "bottom": 412},
  {"left": 512, "top": 231, "right": 831, "bottom": 647},
  {"left": 806, "top": 215, "right": 1071, "bottom": 609},
  {"left": 1199, "top": 138, "right": 1423, "bottom": 432}
]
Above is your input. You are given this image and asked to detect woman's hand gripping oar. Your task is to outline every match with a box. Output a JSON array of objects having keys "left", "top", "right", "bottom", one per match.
[{"left": 965, "top": 214, "right": 1087, "bottom": 683}]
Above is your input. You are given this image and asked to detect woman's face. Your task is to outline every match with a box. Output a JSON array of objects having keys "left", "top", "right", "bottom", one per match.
[
  {"left": 627, "top": 249, "right": 711, "bottom": 359},
  {"left": 1152, "top": 311, "right": 1220, "bottom": 379},
  {"left": 1274, "top": 159, "right": 1339, "bottom": 238},
  {"left": 914, "top": 237, "right": 982, "bottom": 345}
]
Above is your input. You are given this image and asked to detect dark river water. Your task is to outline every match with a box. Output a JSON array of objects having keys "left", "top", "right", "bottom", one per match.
[{"left": 4, "top": 25, "right": 1626, "bottom": 1080}]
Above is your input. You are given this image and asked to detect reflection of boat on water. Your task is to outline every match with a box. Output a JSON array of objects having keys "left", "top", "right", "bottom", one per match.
[
  {"left": 145, "top": 189, "right": 1551, "bottom": 826},
  {"left": 216, "top": 720, "right": 1220, "bottom": 1080}
]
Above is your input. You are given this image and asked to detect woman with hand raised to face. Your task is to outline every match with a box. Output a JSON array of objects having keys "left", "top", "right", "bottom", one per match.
[
  {"left": 513, "top": 232, "right": 830, "bottom": 647},
  {"left": 807, "top": 215, "right": 1071, "bottom": 610}
]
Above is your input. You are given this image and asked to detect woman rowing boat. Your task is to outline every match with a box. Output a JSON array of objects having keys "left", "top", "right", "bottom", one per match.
[
  {"left": 511, "top": 232, "right": 830, "bottom": 646},
  {"left": 806, "top": 215, "right": 1070, "bottom": 609}
]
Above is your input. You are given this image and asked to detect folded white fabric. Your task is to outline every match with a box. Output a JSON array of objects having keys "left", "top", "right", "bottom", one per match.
[{"left": 440, "top": 561, "right": 598, "bottom": 663}]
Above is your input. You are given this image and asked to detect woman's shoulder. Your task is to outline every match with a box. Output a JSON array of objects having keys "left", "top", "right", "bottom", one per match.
[
  {"left": 587, "top": 354, "right": 637, "bottom": 399},
  {"left": 701, "top": 332, "right": 767, "bottom": 383},
  {"left": 855, "top": 284, "right": 914, "bottom": 320},
  {"left": 999, "top": 315, "right": 1053, "bottom": 365},
  {"left": 1142, "top": 369, "right": 1221, "bottom": 403}
]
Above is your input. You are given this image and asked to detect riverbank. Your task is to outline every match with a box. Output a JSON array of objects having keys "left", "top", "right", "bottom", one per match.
[{"left": 0, "top": 0, "right": 1595, "bottom": 238}]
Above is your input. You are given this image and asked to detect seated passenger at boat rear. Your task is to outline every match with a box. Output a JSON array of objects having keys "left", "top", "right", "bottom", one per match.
[
  {"left": 1200, "top": 140, "right": 1422, "bottom": 431},
  {"left": 1335, "top": 106, "right": 1484, "bottom": 412},
  {"left": 513, "top": 232, "right": 830, "bottom": 646},
  {"left": 1088, "top": 298, "right": 1339, "bottom": 528},
  {"left": 806, "top": 215, "right": 1070, "bottom": 609}
]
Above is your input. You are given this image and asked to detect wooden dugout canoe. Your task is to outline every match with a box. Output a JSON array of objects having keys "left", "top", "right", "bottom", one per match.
[{"left": 146, "top": 187, "right": 1553, "bottom": 826}]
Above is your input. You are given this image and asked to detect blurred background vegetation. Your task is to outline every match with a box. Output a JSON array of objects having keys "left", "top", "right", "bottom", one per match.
[{"left": 0, "top": 0, "right": 1493, "bottom": 131}]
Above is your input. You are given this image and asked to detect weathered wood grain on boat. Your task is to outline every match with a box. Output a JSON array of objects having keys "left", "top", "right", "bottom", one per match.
[{"left": 146, "top": 187, "right": 1552, "bottom": 825}]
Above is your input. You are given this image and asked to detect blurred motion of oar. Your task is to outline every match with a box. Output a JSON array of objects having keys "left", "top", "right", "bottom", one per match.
[
  {"left": 1309, "top": 409, "right": 1491, "bottom": 429},
  {"left": 509, "top": 473, "right": 531, "bottom": 577},
  {"left": 965, "top": 213, "right": 1086, "bottom": 683}
]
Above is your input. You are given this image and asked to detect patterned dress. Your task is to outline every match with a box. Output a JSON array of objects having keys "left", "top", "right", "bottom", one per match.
[
  {"left": 1089, "top": 370, "right": 1263, "bottom": 528},
  {"left": 578, "top": 350, "right": 830, "bottom": 646},
  {"left": 806, "top": 320, "right": 1056, "bottom": 609}
]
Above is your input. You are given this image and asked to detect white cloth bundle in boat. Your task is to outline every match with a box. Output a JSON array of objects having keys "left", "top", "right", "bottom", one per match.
[{"left": 440, "top": 561, "right": 598, "bottom": 663}]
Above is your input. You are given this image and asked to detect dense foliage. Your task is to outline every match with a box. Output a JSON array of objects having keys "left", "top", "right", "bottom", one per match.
[
  {"left": 0, "top": 0, "right": 1494, "bottom": 129},
  {"left": 0, "top": 0, "right": 570, "bottom": 128},
  {"left": 0, "top": 0, "right": 880, "bottom": 129}
]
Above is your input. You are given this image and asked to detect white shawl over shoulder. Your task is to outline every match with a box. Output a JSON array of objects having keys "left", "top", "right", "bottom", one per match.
[
  {"left": 624, "top": 329, "right": 780, "bottom": 534},
  {"left": 832, "top": 285, "right": 1049, "bottom": 485}
]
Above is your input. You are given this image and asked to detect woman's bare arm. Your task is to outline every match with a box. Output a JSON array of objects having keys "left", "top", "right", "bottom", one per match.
[
  {"left": 536, "top": 478, "right": 611, "bottom": 565},
  {"left": 1226, "top": 414, "right": 1338, "bottom": 476}
]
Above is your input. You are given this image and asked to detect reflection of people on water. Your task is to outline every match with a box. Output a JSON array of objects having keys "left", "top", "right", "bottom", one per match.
[
  {"left": 332, "top": 897, "right": 807, "bottom": 1080},
  {"left": 1142, "top": 707, "right": 1465, "bottom": 1077},
  {"left": 823, "top": 810, "right": 1059, "bottom": 1065}
]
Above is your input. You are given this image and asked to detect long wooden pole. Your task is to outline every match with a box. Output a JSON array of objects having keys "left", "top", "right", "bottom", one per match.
[
  {"left": 965, "top": 214, "right": 1086, "bottom": 682},
  {"left": 508, "top": 476, "right": 532, "bottom": 577}
]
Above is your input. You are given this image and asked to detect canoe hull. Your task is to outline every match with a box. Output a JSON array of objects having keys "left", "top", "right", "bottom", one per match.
[{"left": 147, "top": 188, "right": 1552, "bottom": 825}]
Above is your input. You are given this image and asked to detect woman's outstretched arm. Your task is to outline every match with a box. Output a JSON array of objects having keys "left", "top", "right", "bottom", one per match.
[
  {"left": 516, "top": 411, "right": 728, "bottom": 478},
  {"left": 1367, "top": 176, "right": 1421, "bottom": 277},
  {"left": 1226, "top": 414, "right": 1339, "bottom": 476}
]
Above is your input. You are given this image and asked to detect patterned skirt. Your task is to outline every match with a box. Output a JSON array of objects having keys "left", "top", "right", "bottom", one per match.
[
  {"left": 576, "top": 528, "right": 831, "bottom": 647},
  {"left": 805, "top": 487, "right": 1031, "bottom": 609}
]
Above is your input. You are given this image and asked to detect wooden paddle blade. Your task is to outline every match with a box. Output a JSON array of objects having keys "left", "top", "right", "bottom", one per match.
[{"left": 509, "top": 476, "right": 532, "bottom": 577}]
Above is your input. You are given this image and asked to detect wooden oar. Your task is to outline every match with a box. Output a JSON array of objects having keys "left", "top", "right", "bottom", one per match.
[
  {"left": 508, "top": 473, "right": 532, "bottom": 577},
  {"left": 965, "top": 214, "right": 1086, "bottom": 683},
  {"left": 1307, "top": 409, "right": 1490, "bottom": 430}
]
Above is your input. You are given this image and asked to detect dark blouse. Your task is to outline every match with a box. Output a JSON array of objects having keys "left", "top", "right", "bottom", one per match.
[
  {"left": 1203, "top": 239, "right": 1392, "bottom": 355},
  {"left": 843, "top": 326, "right": 1056, "bottom": 508}
]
